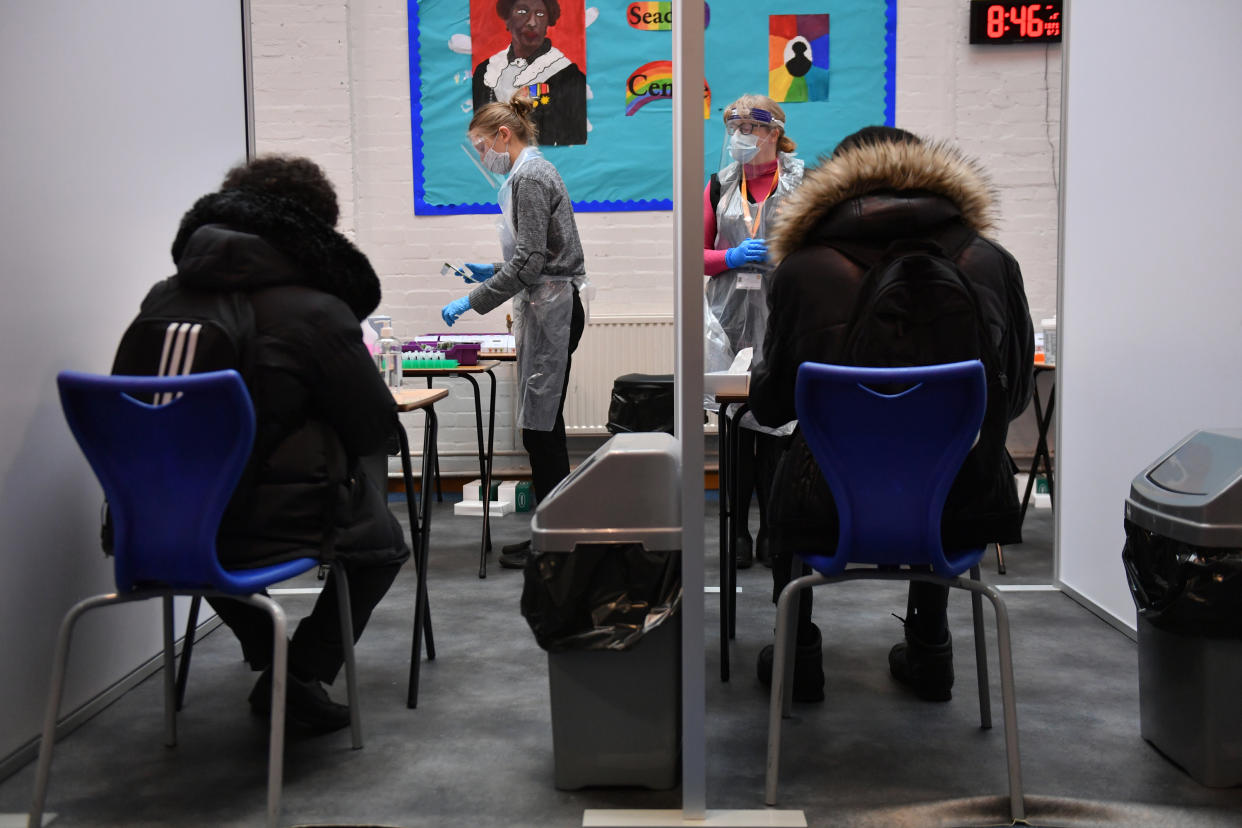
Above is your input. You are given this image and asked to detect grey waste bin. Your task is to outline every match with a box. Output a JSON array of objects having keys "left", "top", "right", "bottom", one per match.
[
  {"left": 1124, "top": 428, "right": 1242, "bottom": 787},
  {"left": 525, "top": 432, "right": 682, "bottom": 791}
]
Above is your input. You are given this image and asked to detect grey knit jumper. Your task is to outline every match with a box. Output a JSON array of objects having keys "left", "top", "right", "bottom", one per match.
[{"left": 468, "top": 154, "right": 585, "bottom": 315}]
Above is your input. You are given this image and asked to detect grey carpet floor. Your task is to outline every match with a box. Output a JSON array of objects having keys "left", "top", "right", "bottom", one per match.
[{"left": 2, "top": 502, "right": 1240, "bottom": 827}]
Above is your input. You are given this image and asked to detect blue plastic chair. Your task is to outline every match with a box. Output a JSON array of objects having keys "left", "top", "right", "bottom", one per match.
[
  {"left": 30, "top": 371, "right": 361, "bottom": 828},
  {"left": 764, "top": 361, "right": 1024, "bottom": 822}
]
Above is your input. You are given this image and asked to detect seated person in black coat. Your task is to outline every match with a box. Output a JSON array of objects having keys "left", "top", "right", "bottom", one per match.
[
  {"left": 112, "top": 155, "right": 409, "bottom": 732},
  {"left": 749, "top": 127, "right": 1034, "bottom": 703}
]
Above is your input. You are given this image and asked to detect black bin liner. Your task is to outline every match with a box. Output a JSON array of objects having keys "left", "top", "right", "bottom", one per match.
[
  {"left": 1123, "top": 518, "right": 1242, "bottom": 638},
  {"left": 606, "top": 373, "right": 674, "bottom": 435},
  {"left": 521, "top": 542, "right": 681, "bottom": 652}
]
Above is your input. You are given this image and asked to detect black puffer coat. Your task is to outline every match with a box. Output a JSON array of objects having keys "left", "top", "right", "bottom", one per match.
[
  {"left": 113, "top": 189, "right": 408, "bottom": 570},
  {"left": 749, "top": 139, "right": 1034, "bottom": 553}
]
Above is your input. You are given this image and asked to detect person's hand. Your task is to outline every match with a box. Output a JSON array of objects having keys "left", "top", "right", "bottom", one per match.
[
  {"left": 724, "top": 238, "right": 768, "bottom": 269},
  {"left": 441, "top": 297, "right": 471, "bottom": 327},
  {"left": 463, "top": 262, "right": 494, "bottom": 283}
]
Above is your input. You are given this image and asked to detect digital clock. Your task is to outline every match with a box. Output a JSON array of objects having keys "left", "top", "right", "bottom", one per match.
[{"left": 969, "top": 1, "right": 1062, "bottom": 44}]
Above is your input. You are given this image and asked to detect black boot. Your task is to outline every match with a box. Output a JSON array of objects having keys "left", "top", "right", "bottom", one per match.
[
  {"left": 248, "top": 668, "right": 351, "bottom": 733},
  {"left": 888, "top": 627, "right": 954, "bottom": 702},
  {"left": 754, "top": 529, "right": 772, "bottom": 569},
  {"left": 757, "top": 622, "right": 825, "bottom": 703},
  {"left": 734, "top": 533, "right": 754, "bottom": 569},
  {"left": 498, "top": 539, "right": 532, "bottom": 569}
]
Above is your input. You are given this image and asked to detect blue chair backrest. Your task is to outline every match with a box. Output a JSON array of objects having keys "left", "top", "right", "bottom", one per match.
[
  {"left": 793, "top": 360, "right": 987, "bottom": 578},
  {"left": 57, "top": 370, "right": 255, "bottom": 593}
]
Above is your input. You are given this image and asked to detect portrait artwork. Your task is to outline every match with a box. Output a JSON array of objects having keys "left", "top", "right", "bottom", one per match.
[{"left": 470, "top": 0, "right": 589, "bottom": 146}]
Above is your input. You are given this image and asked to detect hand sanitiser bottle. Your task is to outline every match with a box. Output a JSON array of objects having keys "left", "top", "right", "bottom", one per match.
[{"left": 376, "top": 326, "right": 403, "bottom": 388}]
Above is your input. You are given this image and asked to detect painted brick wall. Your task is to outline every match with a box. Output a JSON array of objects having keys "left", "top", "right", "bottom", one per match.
[{"left": 250, "top": 0, "right": 1061, "bottom": 469}]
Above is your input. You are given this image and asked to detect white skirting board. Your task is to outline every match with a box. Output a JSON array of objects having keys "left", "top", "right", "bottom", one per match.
[{"left": 583, "top": 809, "right": 806, "bottom": 827}]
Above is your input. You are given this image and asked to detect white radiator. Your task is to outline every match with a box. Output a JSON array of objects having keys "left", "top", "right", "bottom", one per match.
[{"left": 565, "top": 315, "right": 674, "bottom": 434}]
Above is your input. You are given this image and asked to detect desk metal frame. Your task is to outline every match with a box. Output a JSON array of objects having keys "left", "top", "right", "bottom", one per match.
[
  {"left": 715, "top": 394, "right": 748, "bottom": 682},
  {"left": 1019, "top": 364, "right": 1056, "bottom": 522},
  {"left": 392, "top": 387, "right": 446, "bottom": 708},
  {"left": 404, "top": 361, "right": 500, "bottom": 579}
]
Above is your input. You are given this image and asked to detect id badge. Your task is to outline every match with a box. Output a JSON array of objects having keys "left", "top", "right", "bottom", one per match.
[{"left": 737, "top": 270, "right": 762, "bottom": 290}]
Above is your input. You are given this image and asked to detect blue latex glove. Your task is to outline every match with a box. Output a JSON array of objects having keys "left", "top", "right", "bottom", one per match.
[
  {"left": 724, "top": 238, "right": 768, "bottom": 269},
  {"left": 463, "top": 262, "right": 494, "bottom": 283},
  {"left": 441, "top": 297, "right": 471, "bottom": 327}
]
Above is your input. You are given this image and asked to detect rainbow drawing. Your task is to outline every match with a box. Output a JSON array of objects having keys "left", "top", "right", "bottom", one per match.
[
  {"left": 769, "top": 14, "right": 831, "bottom": 103},
  {"left": 626, "top": 60, "right": 673, "bottom": 115}
]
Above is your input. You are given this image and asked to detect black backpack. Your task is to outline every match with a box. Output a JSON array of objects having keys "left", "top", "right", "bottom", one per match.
[
  {"left": 111, "top": 278, "right": 256, "bottom": 384},
  {"left": 836, "top": 222, "right": 1003, "bottom": 389},
  {"left": 102, "top": 278, "right": 257, "bottom": 554},
  {"left": 832, "top": 223, "right": 1015, "bottom": 530}
]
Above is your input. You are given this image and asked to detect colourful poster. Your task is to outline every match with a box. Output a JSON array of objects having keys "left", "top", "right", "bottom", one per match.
[
  {"left": 410, "top": 1, "right": 895, "bottom": 214},
  {"left": 769, "top": 14, "right": 831, "bottom": 103},
  {"left": 468, "top": 0, "right": 588, "bottom": 146}
]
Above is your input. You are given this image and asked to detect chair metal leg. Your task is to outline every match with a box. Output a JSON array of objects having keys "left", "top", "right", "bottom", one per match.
[
  {"left": 162, "top": 595, "right": 177, "bottom": 747},
  {"left": 29, "top": 593, "right": 132, "bottom": 828},
  {"left": 332, "top": 563, "right": 363, "bottom": 749},
  {"left": 968, "top": 565, "right": 992, "bottom": 730},
  {"left": 240, "top": 594, "right": 289, "bottom": 828},
  {"left": 765, "top": 571, "right": 827, "bottom": 806},
  {"left": 175, "top": 595, "right": 201, "bottom": 711},
  {"left": 953, "top": 578, "right": 1025, "bottom": 823}
]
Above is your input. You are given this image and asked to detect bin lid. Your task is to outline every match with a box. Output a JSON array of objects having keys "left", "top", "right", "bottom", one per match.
[
  {"left": 1126, "top": 428, "right": 1242, "bottom": 546},
  {"left": 532, "top": 432, "right": 682, "bottom": 552}
]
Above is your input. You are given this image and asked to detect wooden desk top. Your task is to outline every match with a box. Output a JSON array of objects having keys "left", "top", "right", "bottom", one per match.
[
  {"left": 478, "top": 351, "right": 516, "bottom": 361},
  {"left": 402, "top": 359, "right": 502, "bottom": 377},
  {"left": 392, "top": 387, "right": 449, "bottom": 412},
  {"left": 715, "top": 393, "right": 749, "bottom": 405},
  {"left": 1034, "top": 361, "right": 1057, "bottom": 372}
]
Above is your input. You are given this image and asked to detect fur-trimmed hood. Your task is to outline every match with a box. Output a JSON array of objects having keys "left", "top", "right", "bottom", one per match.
[
  {"left": 170, "top": 189, "right": 381, "bottom": 320},
  {"left": 769, "top": 139, "right": 998, "bottom": 264}
]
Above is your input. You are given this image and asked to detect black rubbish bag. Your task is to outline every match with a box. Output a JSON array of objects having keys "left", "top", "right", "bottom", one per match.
[
  {"left": 521, "top": 542, "right": 681, "bottom": 652},
  {"left": 606, "top": 373, "right": 674, "bottom": 435},
  {"left": 1123, "top": 518, "right": 1242, "bottom": 638}
]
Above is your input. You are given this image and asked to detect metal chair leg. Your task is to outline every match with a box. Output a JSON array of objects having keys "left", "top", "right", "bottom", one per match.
[
  {"left": 332, "top": 563, "right": 363, "bottom": 749},
  {"left": 175, "top": 595, "right": 201, "bottom": 711},
  {"left": 241, "top": 594, "right": 289, "bottom": 828},
  {"left": 162, "top": 595, "right": 177, "bottom": 748},
  {"left": 29, "top": 593, "right": 133, "bottom": 828},
  {"left": 968, "top": 565, "right": 992, "bottom": 730}
]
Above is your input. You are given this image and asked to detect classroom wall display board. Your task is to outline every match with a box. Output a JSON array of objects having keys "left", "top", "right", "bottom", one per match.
[{"left": 409, "top": 0, "right": 896, "bottom": 214}]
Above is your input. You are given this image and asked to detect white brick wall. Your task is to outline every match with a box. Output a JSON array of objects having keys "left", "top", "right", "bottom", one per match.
[{"left": 250, "top": 0, "right": 1061, "bottom": 468}]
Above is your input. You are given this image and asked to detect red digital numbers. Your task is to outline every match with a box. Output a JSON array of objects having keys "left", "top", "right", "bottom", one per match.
[{"left": 983, "top": 3, "right": 1060, "bottom": 41}]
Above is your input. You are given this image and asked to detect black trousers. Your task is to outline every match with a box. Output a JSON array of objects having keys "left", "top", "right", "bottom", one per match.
[
  {"left": 734, "top": 429, "right": 790, "bottom": 540},
  {"left": 772, "top": 549, "right": 950, "bottom": 644},
  {"left": 208, "top": 557, "right": 401, "bottom": 685},
  {"left": 522, "top": 287, "right": 586, "bottom": 503}
]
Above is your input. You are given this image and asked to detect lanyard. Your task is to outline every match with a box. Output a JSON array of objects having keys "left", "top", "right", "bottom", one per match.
[{"left": 739, "top": 162, "right": 781, "bottom": 238}]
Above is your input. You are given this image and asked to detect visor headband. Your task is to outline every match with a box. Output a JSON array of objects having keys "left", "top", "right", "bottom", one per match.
[{"left": 726, "top": 107, "right": 785, "bottom": 129}]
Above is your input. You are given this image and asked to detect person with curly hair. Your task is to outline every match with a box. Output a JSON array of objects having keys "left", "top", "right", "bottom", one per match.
[
  {"left": 112, "top": 155, "right": 408, "bottom": 733},
  {"left": 471, "top": 0, "right": 587, "bottom": 146}
]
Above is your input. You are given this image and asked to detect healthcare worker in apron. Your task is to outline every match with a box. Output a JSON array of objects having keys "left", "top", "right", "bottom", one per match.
[
  {"left": 442, "top": 92, "right": 587, "bottom": 570},
  {"left": 703, "top": 94, "right": 804, "bottom": 569}
]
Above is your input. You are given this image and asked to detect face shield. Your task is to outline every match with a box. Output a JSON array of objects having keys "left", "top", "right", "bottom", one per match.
[
  {"left": 460, "top": 131, "right": 507, "bottom": 191},
  {"left": 718, "top": 106, "right": 784, "bottom": 175}
]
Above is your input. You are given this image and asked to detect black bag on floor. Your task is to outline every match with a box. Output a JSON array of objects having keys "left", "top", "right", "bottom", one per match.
[{"left": 606, "top": 373, "right": 674, "bottom": 435}]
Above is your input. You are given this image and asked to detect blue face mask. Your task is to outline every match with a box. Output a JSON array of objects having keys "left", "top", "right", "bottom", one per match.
[{"left": 729, "top": 132, "right": 760, "bottom": 163}]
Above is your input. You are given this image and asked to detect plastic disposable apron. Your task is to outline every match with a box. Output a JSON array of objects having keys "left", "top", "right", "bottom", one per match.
[
  {"left": 499, "top": 147, "right": 574, "bottom": 432},
  {"left": 706, "top": 152, "right": 804, "bottom": 360}
]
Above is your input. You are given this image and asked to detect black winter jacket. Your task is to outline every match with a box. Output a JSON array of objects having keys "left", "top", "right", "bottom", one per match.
[
  {"left": 113, "top": 189, "right": 408, "bottom": 570},
  {"left": 750, "top": 139, "right": 1034, "bottom": 552}
]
